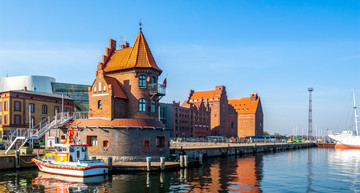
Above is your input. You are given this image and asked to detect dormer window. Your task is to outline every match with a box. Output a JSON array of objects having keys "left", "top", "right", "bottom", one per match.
[{"left": 139, "top": 75, "right": 146, "bottom": 88}]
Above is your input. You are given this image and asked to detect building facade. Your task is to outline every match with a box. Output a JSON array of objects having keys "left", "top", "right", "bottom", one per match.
[
  {"left": 71, "top": 29, "right": 170, "bottom": 161},
  {"left": 159, "top": 103, "right": 175, "bottom": 137},
  {"left": 0, "top": 75, "right": 89, "bottom": 112},
  {"left": 0, "top": 89, "right": 74, "bottom": 137},
  {"left": 228, "top": 93, "right": 263, "bottom": 137},
  {"left": 185, "top": 86, "right": 237, "bottom": 137}
]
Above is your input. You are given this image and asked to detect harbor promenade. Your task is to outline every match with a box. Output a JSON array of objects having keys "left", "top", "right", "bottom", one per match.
[{"left": 0, "top": 142, "right": 316, "bottom": 171}]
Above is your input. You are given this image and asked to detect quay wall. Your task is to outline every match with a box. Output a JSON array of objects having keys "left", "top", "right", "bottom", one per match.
[
  {"left": 0, "top": 155, "right": 38, "bottom": 170},
  {"left": 172, "top": 143, "right": 316, "bottom": 160}
]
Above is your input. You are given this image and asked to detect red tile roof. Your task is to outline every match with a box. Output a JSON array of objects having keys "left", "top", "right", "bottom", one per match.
[
  {"left": 103, "top": 31, "right": 162, "bottom": 72},
  {"left": 228, "top": 96, "right": 260, "bottom": 114},
  {"left": 103, "top": 76, "right": 127, "bottom": 99},
  {"left": 71, "top": 118, "right": 165, "bottom": 128},
  {"left": 190, "top": 90, "right": 216, "bottom": 100}
]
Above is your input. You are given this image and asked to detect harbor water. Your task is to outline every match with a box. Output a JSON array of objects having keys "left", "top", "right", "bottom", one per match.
[{"left": 0, "top": 148, "right": 359, "bottom": 192}]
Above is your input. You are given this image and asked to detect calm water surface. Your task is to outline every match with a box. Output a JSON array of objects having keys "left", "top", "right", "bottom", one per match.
[{"left": 0, "top": 148, "right": 359, "bottom": 192}]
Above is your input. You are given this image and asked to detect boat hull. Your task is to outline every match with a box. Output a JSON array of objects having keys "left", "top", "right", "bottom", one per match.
[
  {"left": 334, "top": 144, "right": 360, "bottom": 149},
  {"left": 32, "top": 158, "right": 109, "bottom": 177}
]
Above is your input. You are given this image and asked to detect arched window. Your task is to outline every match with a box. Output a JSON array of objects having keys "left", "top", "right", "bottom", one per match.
[
  {"left": 139, "top": 75, "right": 146, "bottom": 88},
  {"left": 98, "top": 100, "right": 102, "bottom": 109},
  {"left": 139, "top": 99, "right": 146, "bottom": 112},
  {"left": 151, "top": 76, "right": 156, "bottom": 84},
  {"left": 151, "top": 100, "right": 156, "bottom": 113}
]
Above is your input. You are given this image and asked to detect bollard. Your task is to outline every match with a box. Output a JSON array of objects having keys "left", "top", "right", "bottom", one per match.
[
  {"left": 108, "top": 157, "right": 113, "bottom": 172},
  {"left": 15, "top": 150, "right": 20, "bottom": 169},
  {"left": 146, "top": 157, "right": 151, "bottom": 171},
  {"left": 179, "top": 155, "right": 184, "bottom": 168},
  {"left": 160, "top": 157, "right": 165, "bottom": 171},
  {"left": 199, "top": 153, "right": 203, "bottom": 165},
  {"left": 184, "top": 155, "right": 188, "bottom": 168}
]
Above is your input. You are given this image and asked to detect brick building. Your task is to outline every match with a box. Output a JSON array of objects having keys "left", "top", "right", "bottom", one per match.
[
  {"left": 228, "top": 93, "right": 263, "bottom": 137},
  {"left": 172, "top": 99, "right": 211, "bottom": 138},
  {"left": 186, "top": 86, "right": 237, "bottom": 137},
  {"left": 71, "top": 29, "right": 170, "bottom": 161},
  {"left": 0, "top": 89, "right": 74, "bottom": 137}
]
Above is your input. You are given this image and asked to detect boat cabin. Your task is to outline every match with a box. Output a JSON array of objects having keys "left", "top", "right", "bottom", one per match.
[{"left": 43, "top": 144, "right": 90, "bottom": 162}]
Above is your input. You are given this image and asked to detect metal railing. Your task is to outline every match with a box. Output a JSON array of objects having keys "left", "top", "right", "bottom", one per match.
[
  {"left": 5, "top": 112, "right": 75, "bottom": 154},
  {"left": 148, "top": 83, "right": 166, "bottom": 96}
]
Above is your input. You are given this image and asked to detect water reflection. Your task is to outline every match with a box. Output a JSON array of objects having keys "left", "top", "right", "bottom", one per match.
[{"left": 32, "top": 172, "right": 111, "bottom": 192}]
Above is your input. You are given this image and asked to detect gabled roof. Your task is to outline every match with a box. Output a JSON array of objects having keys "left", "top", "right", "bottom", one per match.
[
  {"left": 228, "top": 96, "right": 260, "bottom": 114},
  {"left": 103, "top": 31, "right": 162, "bottom": 72},
  {"left": 103, "top": 76, "right": 127, "bottom": 99}
]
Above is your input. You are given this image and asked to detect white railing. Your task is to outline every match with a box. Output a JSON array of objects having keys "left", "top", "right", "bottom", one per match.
[
  {"left": 148, "top": 83, "right": 166, "bottom": 96},
  {"left": 5, "top": 112, "right": 75, "bottom": 154}
]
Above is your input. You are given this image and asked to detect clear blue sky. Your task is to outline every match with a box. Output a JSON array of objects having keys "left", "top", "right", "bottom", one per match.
[{"left": 1, "top": 0, "right": 359, "bottom": 135}]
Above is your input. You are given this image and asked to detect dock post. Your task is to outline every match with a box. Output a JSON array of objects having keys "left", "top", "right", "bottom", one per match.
[
  {"left": 146, "top": 157, "right": 151, "bottom": 171},
  {"left": 14, "top": 150, "right": 20, "bottom": 169},
  {"left": 199, "top": 153, "right": 203, "bottom": 165},
  {"left": 108, "top": 157, "right": 113, "bottom": 172},
  {"left": 160, "top": 157, "right": 165, "bottom": 170},
  {"left": 180, "top": 155, "right": 184, "bottom": 168},
  {"left": 184, "top": 155, "right": 188, "bottom": 168}
]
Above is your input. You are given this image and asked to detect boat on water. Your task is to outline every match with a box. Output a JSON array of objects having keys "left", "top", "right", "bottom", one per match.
[
  {"left": 328, "top": 89, "right": 360, "bottom": 149},
  {"left": 32, "top": 127, "right": 110, "bottom": 177}
]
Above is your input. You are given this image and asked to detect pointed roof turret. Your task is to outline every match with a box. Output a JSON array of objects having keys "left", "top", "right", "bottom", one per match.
[{"left": 103, "top": 31, "right": 162, "bottom": 72}]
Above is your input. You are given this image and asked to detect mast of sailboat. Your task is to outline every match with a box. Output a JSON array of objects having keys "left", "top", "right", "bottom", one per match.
[{"left": 353, "top": 89, "right": 359, "bottom": 135}]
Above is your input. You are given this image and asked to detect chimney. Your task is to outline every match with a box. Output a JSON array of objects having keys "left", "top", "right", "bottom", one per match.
[{"left": 121, "top": 41, "right": 129, "bottom": 49}]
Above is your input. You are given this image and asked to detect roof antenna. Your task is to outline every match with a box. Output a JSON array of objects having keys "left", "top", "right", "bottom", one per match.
[{"left": 139, "top": 19, "right": 142, "bottom": 32}]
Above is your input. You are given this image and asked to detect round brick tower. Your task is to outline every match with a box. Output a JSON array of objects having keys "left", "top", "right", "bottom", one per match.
[{"left": 72, "top": 29, "right": 169, "bottom": 161}]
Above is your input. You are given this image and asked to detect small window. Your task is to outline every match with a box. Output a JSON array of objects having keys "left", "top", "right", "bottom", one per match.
[
  {"left": 0, "top": 116, "right": 2, "bottom": 124},
  {"left": 4, "top": 101, "right": 8, "bottom": 111},
  {"left": 94, "top": 86, "right": 97, "bottom": 92},
  {"left": 151, "top": 100, "right": 156, "bottom": 113},
  {"left": 14, "top": 115, "right": 21, "bottom": 124},
  {"left": 4, "top": 115, "right": 7, "bottom": 124},
  {"left": 86, "top": 136, "right": 98, "bottom": 146},
  {"left": 98, "top": 82, "right": 102, "bottom": 91},
  {"left": 144, "top": 139, "right": 150, "bottom": 148},
  {"left": 139, "top": 75, "right": 146, "bottom": 88},
  {"left": 42, "top": 105, "right": 47, "bottom": 114},
  {"left": 70, "top": 146, "right": 74, "bottom": 152},
  {"left": 45, "top": 155, "right": 48, "bottom": 160},
  {"left": 82, "top": 146, "right": 87, "bottom": 152},
  {"left": 14, "top": 101, "right": 21, "bottom": 111},
  {"left": 0, "top": 102, "right": 2, "bottom": 111},
  {"left": 103, "top": 85, "right": 106, "bottom": 91},
  {"left": 156, "top": 136, "right": 165, "bottom": 148},
  {"left": 29, "top": 103, "right": 35, "bottom": 113},
  {"left": 139, "top": 99, "right": 146, "bottom": 112},
  {"left": 102, "top": 140, "right": 109, "bottom": 148},
  {"left": 231, "top": 122, "right": 234, "bottom": 128},
  {"left": 98, "top": 100, "right": 102, "bottom": 109},
  {"left": 52, "top": 155, "right": 56, "bottom": 160},
  {"left": 54, "top": 106, "right": 59, "bottom": 114}
]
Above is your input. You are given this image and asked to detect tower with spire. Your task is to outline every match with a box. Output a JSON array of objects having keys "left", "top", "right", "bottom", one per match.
[{"left": 72, "top": 28, "right": 169, "bottom": 162}]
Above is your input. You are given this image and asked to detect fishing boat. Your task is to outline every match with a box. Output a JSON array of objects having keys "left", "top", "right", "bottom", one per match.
[
  {"left": 32, "top": 127, "right": 110, "bottom": 177},
  {"left": 328, "top": 89, "right": 360, "bottom": 149}
]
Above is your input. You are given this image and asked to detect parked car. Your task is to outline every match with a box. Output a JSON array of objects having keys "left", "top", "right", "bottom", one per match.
[
  {"left": 24, "top": 140, "right": 41, "bottom": 148},
  {"left": 0, "top": 142, "right": 5, "bottom": 150}
]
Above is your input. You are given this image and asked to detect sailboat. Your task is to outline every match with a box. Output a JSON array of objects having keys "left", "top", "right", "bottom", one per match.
[{"left": 328, "top": 89, "right": 360, "bottom": 149}]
